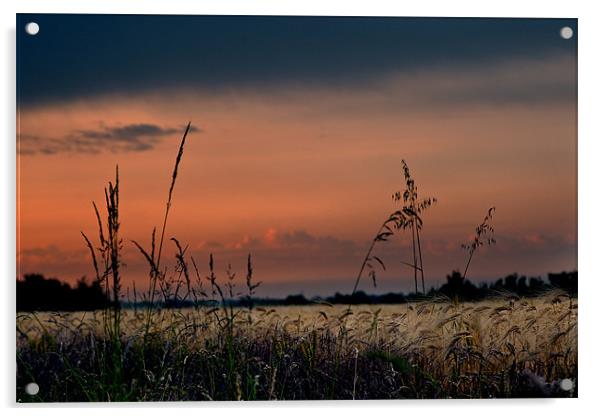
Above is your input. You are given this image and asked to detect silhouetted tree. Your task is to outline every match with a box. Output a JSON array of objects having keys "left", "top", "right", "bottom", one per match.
[
  {"left": 283, "top": 294, "right": 310, "bottom": 305},
  {"left": 17, "top": 270, "right": 577, "bottom": 310},
  {"left": 438, "top": 270, "right": 480, "bottom": 301},
  {"left": 504, "top": 273, "right": 518, "bottom": 292},
  {"left": 548, "top": 271, "right": 577, "bottom": 295},
  {"left": 528, "top": 276, "right": 546, "bottom": 293},
  {"left": 17, "top": 274, "right": 109, "bottom": 311}
]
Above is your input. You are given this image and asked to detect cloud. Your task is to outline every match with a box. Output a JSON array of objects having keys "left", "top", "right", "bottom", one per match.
[
  {"left": 18, "top": 245, "right": 91, "bottom": 280},
  {"left": 290, "top": 53, "right": 576, "bottom": 119},
  {"left": 19, "top": 245, "right": 68, "bottom": 260},
  {"left": 278, "top": 229, "right": 357, "bottom": 251},
  {"left": 495, "top": 233, "right": 576, "bottom": 255},
  {"left": 17, "top": 14, "right": 576, "bottom": 106},
  {"left": 18, "top": 122, "right": 200, "bottom": 155},
  {"left": 202, "top": 240, "right": 225, "bottom": 250},
  {"left": 213, "top": 228, "right": 358, "bottom": 253}
]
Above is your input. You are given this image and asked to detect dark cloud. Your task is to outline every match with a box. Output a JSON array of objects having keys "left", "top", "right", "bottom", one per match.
[
  {"left": 431, "top": 59, "right": 576, "bottom": 108},
  {"left": 306, "top": 53, "right": 576, "bottom": 118},
  {"left": 440, "top": 78, "right": 575, "bottom": 107},
  {"left": 18, "top": 122, "right": 200, "bottom": 155},
  {"left": 17, "top": 15, "right": 577, "bottom": 106}
]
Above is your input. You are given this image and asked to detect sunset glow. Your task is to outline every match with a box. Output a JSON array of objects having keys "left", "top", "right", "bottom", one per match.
[{"left": 17, "top": 15, "right": 577, "bottom": 297}]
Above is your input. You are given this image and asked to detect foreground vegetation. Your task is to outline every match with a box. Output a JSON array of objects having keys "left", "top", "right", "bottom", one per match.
[{"left": 17, "top": 294, "right": 577, "bottom": 401}]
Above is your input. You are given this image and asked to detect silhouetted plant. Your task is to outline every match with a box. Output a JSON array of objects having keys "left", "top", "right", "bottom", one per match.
[
  {"left": 461, "top": 206, "right": 496, "bottom": 280},
  {"left": 171, "top": 237, "right": 191, "bottom": 302},
  {"left": 130, "top": 122, "right": 192, "bottom": 342},
  {"left": 81, "top": 166, "right": 122, "bottom": 341},
  {"left": 351, "top": 210, "right": 407, "bottom": 298},
  {"left": 393, "top": 160, "right": 436, "bottom": 294},
  {"left": 244, "top": 254, "right": 262, "bottom": 320},
  {"left": 81, "top": 165, "right": 124, "bottom": 399}
]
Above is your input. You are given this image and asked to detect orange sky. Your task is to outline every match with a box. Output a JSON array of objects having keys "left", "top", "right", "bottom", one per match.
[{"left": 17, "top": 55, "right": 577, "bottom": 297}]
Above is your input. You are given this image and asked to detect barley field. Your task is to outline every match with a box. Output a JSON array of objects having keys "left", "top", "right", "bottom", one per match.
[{"left": 16, "top": 292, "right": 577, "bottom": 401}]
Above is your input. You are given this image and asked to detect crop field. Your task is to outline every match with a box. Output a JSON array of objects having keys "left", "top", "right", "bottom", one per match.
[{"left": 16, "top": 293, "right": 577, "bottom": 401}]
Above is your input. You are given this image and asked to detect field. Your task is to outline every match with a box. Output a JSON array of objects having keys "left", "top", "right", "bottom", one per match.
[{"left": 16, "top": 293, "right": 577, "bottom": 401}]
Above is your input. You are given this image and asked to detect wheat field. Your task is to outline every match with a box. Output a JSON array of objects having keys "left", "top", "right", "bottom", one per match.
[{"left": 16, "top": 292, "right": 577, "bottom": 401}]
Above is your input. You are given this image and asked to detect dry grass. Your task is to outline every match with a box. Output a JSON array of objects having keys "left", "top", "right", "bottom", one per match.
[{"left": 16, "top": 293, "right": 577, "bottom": 401}]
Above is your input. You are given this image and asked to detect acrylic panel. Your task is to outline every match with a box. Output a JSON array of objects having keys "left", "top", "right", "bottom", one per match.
[{"left": 16, "top": 14, "right": 577, "bottom": 402}]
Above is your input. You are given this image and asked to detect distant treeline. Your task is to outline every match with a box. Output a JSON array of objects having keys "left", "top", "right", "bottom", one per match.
[
  {"left": 17, "top": 274, "right": 108, "bottom": 311},
  {"left": 248, "top": 270, "right": 577, "bottom": 307},
  {"left": 17, "top": 270, "right": 576, "bottom": 311}
]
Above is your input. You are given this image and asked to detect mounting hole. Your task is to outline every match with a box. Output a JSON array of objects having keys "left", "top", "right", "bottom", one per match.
[
  {"left": 560, "top": 378, "right": 574, "bottom": 391},
  {"left": 560, "top": 26, "right": 573, "bottom": 40},
  {"left": 25, "top": 382, "right": 39, "bottom": 395},
  {"left": 25, "top": 22, "right": 39, "bottom": 36}
]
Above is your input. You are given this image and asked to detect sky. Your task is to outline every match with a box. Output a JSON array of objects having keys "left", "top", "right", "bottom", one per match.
[{"left": 16, "top": 15, "right": 577, "bottom": 297}]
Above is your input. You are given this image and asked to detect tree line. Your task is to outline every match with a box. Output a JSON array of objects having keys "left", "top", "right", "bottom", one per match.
[
  {"left": 277, "top": 270, "right": 577, "bottom": 306},
  {"left": 17, "top": 274, "right": 108, "bottom": 311},
  {"left": 17, "top": 270, "right": 576, "bottom": 311}
]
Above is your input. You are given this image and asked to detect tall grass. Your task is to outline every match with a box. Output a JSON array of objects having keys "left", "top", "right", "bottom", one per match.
[
  {"left": 131, "top": 122, "right": 191, "bottom": 350},
  {"left": 80, "top": 166, "right": 125, "bottom": 399},
  {"left": 462, "top": 207, "right": 496, "bottom": 280},
  {"left": 81, "top": 167, "right": 122, "bottom": 341},
  {"left": 352, "top": 161, "right": 436, "bottom": 299},
  {"left": 393, "top": 160, "right": 436, "bottom": 294},
  {"left": 351, "top": 210, "right": 407, "bottom": 298}
]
